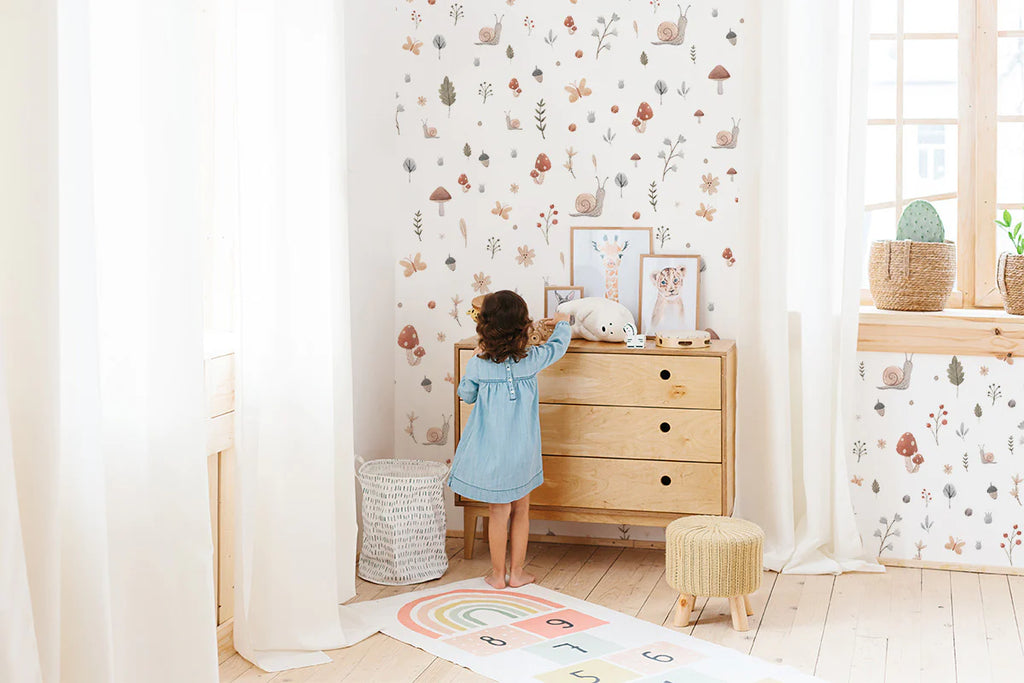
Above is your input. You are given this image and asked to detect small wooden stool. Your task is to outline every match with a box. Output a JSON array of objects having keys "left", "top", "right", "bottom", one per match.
[{"left": 665, "top": 515, "right": 764, "bottom": 632}]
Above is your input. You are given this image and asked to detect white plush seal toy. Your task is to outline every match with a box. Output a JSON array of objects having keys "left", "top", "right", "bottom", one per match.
[{"left": 556, "top": 297, "right": 636, "bottom": 343}]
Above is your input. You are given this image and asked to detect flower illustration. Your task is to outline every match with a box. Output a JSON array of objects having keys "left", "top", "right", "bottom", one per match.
[
  {"left": 516, "top": 245, "right": 536, "bottom": 267},
  {"left": 510, "top": 183, "right": 520, "bottom": 194},
  {"left": 417, "top": 96, "right": 427, "bottom": 106},
  {"left": 700, "top": 173, "right": 720, "bottom": 195},
  {"left": 980, "top": 365, "right": 990, "bottom": 375},
  {"left": 472, "top": 272, "right": 492, "bottom": 293},
  {"left": 877, "top": 438, "right": 887, "bottom": 449}
]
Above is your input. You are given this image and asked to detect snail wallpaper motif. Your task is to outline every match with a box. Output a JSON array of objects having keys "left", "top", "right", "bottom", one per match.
[
  {"left": 850, "top": 353, "right": 1024, "bottom": 569},
  {"left": 390, "top": 0, "right": 753, "bottom": 542}
]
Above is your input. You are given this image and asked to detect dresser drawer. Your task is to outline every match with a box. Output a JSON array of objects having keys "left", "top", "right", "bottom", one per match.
[
  {"left": 459, "top": 350, "right": 721, "bottom": 409},
  {"left": 532, "top": 456, "right": 722, "bottom": 514},
  {"left": 459, "top": 403, "right": 722, "bottom": 462},
  {"left": 540, "top": 353, "right": 720, "bottom": 409}
]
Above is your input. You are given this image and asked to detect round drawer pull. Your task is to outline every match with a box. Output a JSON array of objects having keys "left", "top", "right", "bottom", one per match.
[
  {"left": 659, "top": 422, "right": 671, "bottom": 433},
  {"left": 660, "top": 369, "right": 671, "bottom": 380},
  {"left": 660, "top": 475, "right": 672, "bottom": 486}
]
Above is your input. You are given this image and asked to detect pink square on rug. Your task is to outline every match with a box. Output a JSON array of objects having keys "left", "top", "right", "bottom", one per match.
[
  {"left": 512, "top": 608, "right": 609, "bottom": 638},
  {"left": 445, "top": 625, "right": 542, "bottom": 657}
]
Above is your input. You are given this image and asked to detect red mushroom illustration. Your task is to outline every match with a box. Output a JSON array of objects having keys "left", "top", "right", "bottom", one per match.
[
  {"left": 509, "top": 77, "right": 521, "bottom": 97},
  {"left": 633, "top": 102, "right": 654, "bottom": 133},
  {"left": 709, "top": 65, "right": 731, "bottom": 95},
  {"left": 727, "top": 167, "right": 738, "bottom": 182},
  {"left": 694, "top": 109, "right": 705, "bottom": 124},
  {"left": 429, "top": 186, "right": 451, "bottom": 216},
  {"left": 457, "top": 173, "right": 471, "bottom": 193},
  {"left": 564, "top": 16, "right": 577, "bottom": 34},
  {"left": 896, "top": 432, "right": 923, "bottom": 473},
  {"left": 531, "top": 153, "right": 552, "bottom": 184},
  {"left": 630, "top": 153, "right": 641, "bottom": 167},
  {"left": 398, "top": 325, "right": 425, "bottom": 366}
]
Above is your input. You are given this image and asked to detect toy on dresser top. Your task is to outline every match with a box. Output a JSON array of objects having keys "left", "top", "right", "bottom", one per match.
[{"left": 468, "top": 294, "right": 639, "bottom": 345}]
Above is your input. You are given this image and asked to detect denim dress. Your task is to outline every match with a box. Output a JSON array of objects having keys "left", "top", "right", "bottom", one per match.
[{"left": 448, "top": 321, "right": 571, "bottom": 504}]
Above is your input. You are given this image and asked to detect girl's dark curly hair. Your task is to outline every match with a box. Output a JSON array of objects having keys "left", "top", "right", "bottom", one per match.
[{"left": 476, "top": 290, "right": 531, "bottom": 363}]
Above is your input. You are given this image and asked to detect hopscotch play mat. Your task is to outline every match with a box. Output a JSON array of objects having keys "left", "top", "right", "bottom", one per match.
[{"left": 345, "top": 578, "right": 823, "bottom": 683}]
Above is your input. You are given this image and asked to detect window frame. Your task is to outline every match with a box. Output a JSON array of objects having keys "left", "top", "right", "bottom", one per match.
[{"left": 861, "top": 0, "right": 1005, "bottom": 311}]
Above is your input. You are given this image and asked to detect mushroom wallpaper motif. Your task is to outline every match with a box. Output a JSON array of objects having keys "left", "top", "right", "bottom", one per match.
[
  {"left": 390, "top": 0, "right": 752, "bottom": 542},
  {"left": 850, "top": 353, "right": 1024, "bottom": 568}
]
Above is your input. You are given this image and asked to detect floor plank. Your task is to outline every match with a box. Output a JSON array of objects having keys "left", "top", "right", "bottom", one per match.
[
  {"left": 979, "top": 573, "right": 1024, "bottom": 683},
  {"left": 950, "top": 571, "right": 992, "bottom": 683},
  {"left": 882, "top": 567, "right": 923, "bottom": 683},
  {"left": 920, "top": 569, "right": 956, "bottom": 683},
  {"left": 748, "top": 573, "right": 834, "bottom": 676},
  {"left": 586, "top": 548, "right": 664, "bottom": 615}
]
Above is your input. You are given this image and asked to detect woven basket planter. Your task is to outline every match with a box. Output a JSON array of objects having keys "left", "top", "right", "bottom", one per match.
[
  {"left": 997, "top": 252, "right": 1024, "bottom": 315},
  {"left": 868, "top": 240, "right": 956, "bottom": 312}
]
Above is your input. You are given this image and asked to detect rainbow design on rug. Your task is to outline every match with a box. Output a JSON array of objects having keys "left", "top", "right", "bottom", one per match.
[{"left": 397, "top": 589, "right": 564, "bottom": 639}]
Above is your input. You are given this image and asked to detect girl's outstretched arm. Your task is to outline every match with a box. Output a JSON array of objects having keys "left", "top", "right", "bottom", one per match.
[{"left": 530, "top": 318, "right": 571, "bottom": 370}]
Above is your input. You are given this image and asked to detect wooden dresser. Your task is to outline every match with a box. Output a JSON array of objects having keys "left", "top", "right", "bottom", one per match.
[{"left": 452, "top": 337, "right": 737, "bottom": 559}]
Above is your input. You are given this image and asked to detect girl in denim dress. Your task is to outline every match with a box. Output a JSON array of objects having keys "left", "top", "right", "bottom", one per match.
[{"left": 449, "top": 290, "right": 571, "bottom": 589}]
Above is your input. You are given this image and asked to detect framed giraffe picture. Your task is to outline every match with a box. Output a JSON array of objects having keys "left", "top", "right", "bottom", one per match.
[
  {"left": 569, "top": 226, "right": 654, "bottom": 326},
  {"left": 543, "top": 286, "right": 584, "bottom": 317}
]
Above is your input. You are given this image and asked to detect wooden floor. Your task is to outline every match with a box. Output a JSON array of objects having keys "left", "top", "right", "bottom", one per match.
[{"left": 219, "top": 538, "right": 1024, "bottom": 683}]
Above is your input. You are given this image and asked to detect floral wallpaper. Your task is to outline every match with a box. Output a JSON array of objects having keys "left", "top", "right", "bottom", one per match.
[
  {"left": 390, "top": 0, "right": 753, "bottom": 541},
  {"left": 850, "top": 351, "right": 1024, "bottom": 569}
]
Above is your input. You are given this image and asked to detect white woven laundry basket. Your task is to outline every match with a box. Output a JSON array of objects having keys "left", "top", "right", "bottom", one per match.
[{"left": 357, "top": 459, "right": 449, "bottom": 585}]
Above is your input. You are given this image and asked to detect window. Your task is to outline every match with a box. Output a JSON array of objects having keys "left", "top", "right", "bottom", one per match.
[{"left": 862, "top": 0, "right": 1024, "bottom": 308}]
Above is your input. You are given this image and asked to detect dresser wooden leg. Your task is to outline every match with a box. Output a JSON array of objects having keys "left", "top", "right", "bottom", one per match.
[
  {"left": 729, "top": 596, "right": 749, "bottom": 631},
  {"left": 464, "top": 508, "right": 478, "bottom": 560},
  {"left": 743, "top": 594, "right": 753, "bottom": 616},
  {"left": 673, "top": 593, "right": 694, "bottom": 627}
]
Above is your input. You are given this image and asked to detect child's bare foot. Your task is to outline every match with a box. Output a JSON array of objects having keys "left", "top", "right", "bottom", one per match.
[
  {"left": 508, "top": 570, "right": 535, "bottom": 588},
  {"left": 485, "top": 571, "right": 506, "bottom": 589}
]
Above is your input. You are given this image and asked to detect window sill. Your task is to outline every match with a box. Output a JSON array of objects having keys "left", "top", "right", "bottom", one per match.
[{"left": 857, "top": 306, "right": 1024, "bottom": 358}]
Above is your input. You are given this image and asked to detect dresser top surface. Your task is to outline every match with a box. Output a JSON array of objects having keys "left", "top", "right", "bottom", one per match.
[{"left": 455, "top": 336, "right": 735, "bottom": 356}]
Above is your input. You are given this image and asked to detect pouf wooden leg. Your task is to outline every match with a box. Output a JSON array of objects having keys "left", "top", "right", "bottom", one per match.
[
  {"left": 674, "top": 593, "right": 695, "bottom": 627},
  {"left": 729, "top": 597, "right": 749, "bottom": 632},
  {"left": 742, "top": 594, "right": 753, "bottom": 616}
]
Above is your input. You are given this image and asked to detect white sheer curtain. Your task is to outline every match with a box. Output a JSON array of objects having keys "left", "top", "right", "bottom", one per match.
[
  {"left": 1, "top": 1, "right": 219, "bottom": 681},
  {"left": 735, "top": 0, "right": 882, "bottom": 574},
  {"left": 215, "top": 0, "right": 367, "bottom": 672}
]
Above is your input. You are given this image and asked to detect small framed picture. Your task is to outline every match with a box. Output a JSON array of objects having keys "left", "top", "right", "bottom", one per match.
[
  {"left": 543, "top": 286, "right": 584, "bottom": 317},
  {"left": 570, "top": 226, "right": 654, "bottom": 324},
  {"left": 638, "top": 254, "right": 701, "bottom": 336}
]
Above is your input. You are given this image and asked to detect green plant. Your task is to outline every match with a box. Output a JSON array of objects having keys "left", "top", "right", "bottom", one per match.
[
  {"left": 995, "top": 208, "right": 1024, "bottom": 255},
  {"left": 897, "top": 200, "right": 945, "bottom": 242}
]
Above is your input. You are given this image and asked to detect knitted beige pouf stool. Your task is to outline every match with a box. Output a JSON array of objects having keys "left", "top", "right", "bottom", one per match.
[{"left": 665, "top": 515, "right": 765, "bottom": 632}]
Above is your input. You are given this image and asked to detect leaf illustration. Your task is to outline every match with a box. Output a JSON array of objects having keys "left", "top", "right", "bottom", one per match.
[
  {"left": 947, "top": 356, "right": 964, "bottom": 395},
  {"left": 438, "top": 76, "right": 456, "bottom": 117}
]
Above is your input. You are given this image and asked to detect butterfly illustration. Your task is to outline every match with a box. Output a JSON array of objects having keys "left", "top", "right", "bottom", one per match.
[
  {"left": 944, "top": 536, "right": 965, "bottom": 555},
  {"left": 850, "top": 476, "right": 863, "bottom": 486},
  {"left": 696, "top": 203, "right": 717, "bottom": 222},
  {"left": 402, "top": 36, "right": 423, "bottom": 55},
  {"left": 400, "top": 253, "right": 427, "bottom": 277},
  {"left": 491, "top": 201, "right": 512, "bottom": 220},
  {"left": 564, "top": 79, "right": 592, "bottom": 103}
]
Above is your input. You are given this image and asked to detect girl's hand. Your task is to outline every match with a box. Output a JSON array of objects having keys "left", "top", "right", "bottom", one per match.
[{"left": 552, "top": 311, "right": 571, "bottom": 325}]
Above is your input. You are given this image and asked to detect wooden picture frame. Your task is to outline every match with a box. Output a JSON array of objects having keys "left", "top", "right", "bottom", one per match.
[
  {"left": 543, "top": 286, "right": 584, "bottom": 317},
  {"left": 569, "top": 226, "right": 654, "bottom": 325},
  {"left": 638, "top": 254, "right": 701, "bottom": 336}
]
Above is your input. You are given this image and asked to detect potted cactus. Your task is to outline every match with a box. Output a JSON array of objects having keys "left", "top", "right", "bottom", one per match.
[
  {"left": 868, "top": 200, "right": 956, "bottom": 311},
  {"left": 995, "top": 209, "right": 1024, "bottom": 314}
]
